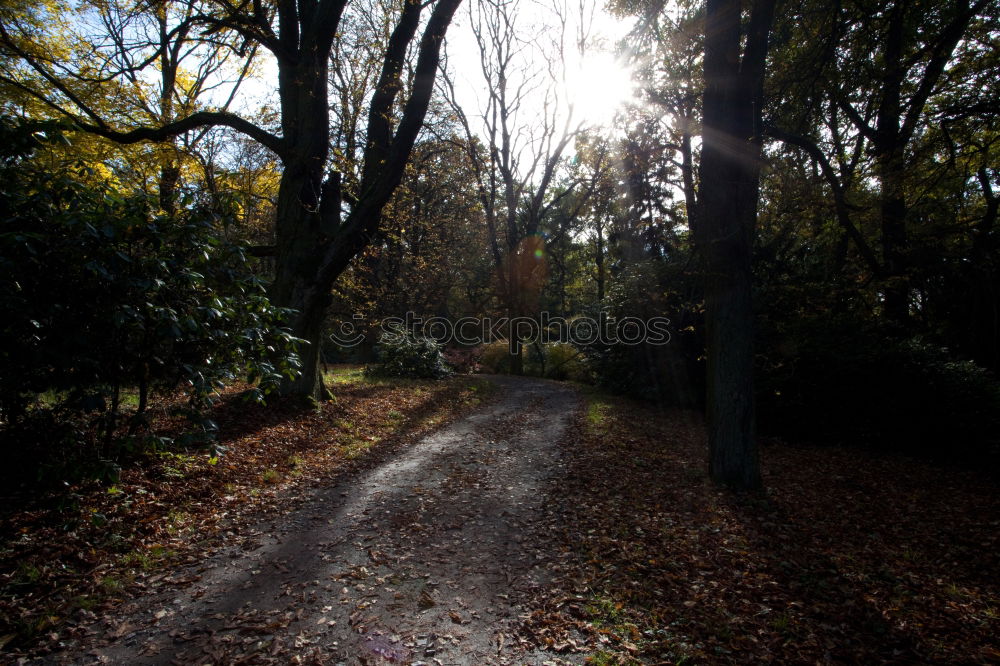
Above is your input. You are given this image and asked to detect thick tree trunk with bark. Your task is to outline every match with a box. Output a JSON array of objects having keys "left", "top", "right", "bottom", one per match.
[
  {"left": 272, "top": 169, "right": 331, "bottom": 399},
  {"left": 266, "top": 0, "right": 462, "bottom": 399},
  {"left": 874, "top": 2, "right": 910, "bottom": 327},
  {"left": 269, "top": 48, "right": 337, "bottom": 399},
  {"left": 696, "top": 0, "right": 775, "bottom": 491}
]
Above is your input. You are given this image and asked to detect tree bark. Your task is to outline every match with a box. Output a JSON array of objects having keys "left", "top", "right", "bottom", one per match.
[
  {"left": 270, "top": 45, "right": 338, "bottom": 399},
  {"left": 595, "top": 220, "right": 606, "bottom": 302},
  {"left": 265, "top": 0, "right": 463, "bottom": 399},
  {"left": 874, "top": 1, "right": 910, "bottom": 327},
  {"left": 696, "top": 0, "right": 775, "bottom": 491}
]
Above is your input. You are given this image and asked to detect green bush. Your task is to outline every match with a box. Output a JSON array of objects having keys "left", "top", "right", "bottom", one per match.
[
  {"left": 541, "top": 342, "right": 590, "bottom": 381},
  {"left": 365, "top": 326, "right": 452, "bottom": 379},
  {"left": 478, "top": 339, "right": 590, "bottom": 381},
  {"left": 574, "top": 262, "right": 702, "bottom": 406},
  {"left": 0, "top": 118, "right": 301, "bottom": 477},
  {"left": 478, "top": 341, "right": 514, "bottom": 374}
]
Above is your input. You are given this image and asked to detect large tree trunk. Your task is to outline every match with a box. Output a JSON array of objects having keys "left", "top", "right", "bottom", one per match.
[
  {"left": 271, "top": 53, "right": 335, "bottom": 400},
  {"left": 267, "top": 0, "right": 462, "bottom": 399},
  {"left": 158, "top": 161, "right": 180, "bottom": 215},
  {"left": 272, "top": 186, "right": 330, "bottom": 398},
  {"left": 878, "top": 152, "right": 909, "bottom": 326},
  {"left": 272, "top": 171, "right": 330, "bottom": 399},
  {"left": 875, "top": 2, "right": 910, "bottom": 328},
  {"left": 697, "top": 0, "right": 774, "bottom": 491}
]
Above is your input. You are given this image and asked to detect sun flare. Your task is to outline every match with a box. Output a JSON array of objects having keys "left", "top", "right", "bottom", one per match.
[{"left": 565, "top": 52, "right": 636, "bottom": 128}]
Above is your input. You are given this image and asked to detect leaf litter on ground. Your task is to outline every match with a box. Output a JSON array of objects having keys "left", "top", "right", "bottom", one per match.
[
  {"left": 0, "top": 369, "right": 494, "bottom": 659},
  {"left": 515, "top": 391, "right": 1000, "bottom": 664}
]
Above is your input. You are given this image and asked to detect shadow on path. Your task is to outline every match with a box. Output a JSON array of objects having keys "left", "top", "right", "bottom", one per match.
[{"left": 47, "top": 376, "right": 580, "bottom": 665}]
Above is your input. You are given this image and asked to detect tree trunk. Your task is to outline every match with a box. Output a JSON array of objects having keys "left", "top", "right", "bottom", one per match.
[
  {"left": 271, "top": 184, "right": 330, "bottom": 400},
  {"left": 879, "top": 158, "right": 909, "bottom": 326},
  {"left": 159, "top": 161, "right": 180, "bottom": 215},
  {"left": 511, "top": 341, "right": 524, "bottom": 375},
  {"left": 697, "top": 0, "right": 775, "bottom": 491},
  {"left": 267, "top": 0, "right": 462, "bottom": 399},
  {"left": 270, "top": 52, "right": 335, "bottom": 400},
  {"left": 595, "top": 221, "right": 606, "bottom": 301},
  {"left": 875, "top": 1, "right": 910, "bottom": 327},
  {"left": 272, "top": 171, "right": 327, "bottom": 400}
]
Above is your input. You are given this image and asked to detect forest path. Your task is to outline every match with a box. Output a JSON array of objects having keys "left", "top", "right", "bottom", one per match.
[{"left": 49, "top": 375, "right": 581, "bottom": 665}]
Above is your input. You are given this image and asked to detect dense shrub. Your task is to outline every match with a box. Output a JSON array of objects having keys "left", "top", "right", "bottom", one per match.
[
  {"left": 478, "top": 341, "right": 515, "bottom": 374},
  {"left": 538, "top": 342, "right": 590, "bottom": 381},
  {"left": 575, "top": 262, "right": 702, "bottom": 406},
  {"left": 0, "top": 118, "right": 301, "bottom": 477},
  {"left": 365, "top": 326, "right": 452, "bottom": 379},
  {"left": 756, "top": 315, "right": 1000, "bottom": 464}
]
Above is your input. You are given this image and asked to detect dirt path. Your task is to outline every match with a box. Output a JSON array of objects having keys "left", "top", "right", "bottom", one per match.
[{"left": 45, "top": 376, "right": 581, "bottom": 665}]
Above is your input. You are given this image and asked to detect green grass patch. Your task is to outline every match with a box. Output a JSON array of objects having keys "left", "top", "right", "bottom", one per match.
[
  {"left": 13, "top": 562, "right": 42, "bottom": 586},
  {"left": 324, "top": 364, "right": 366, "bottom": 385},
  {"left": 99, "top": 575, "right": 126, "bottom": 595},
  {"left": 586, "top": 397, "right": 613, "bottom": 433},
  {"left": 121, "top": 544, "right": 175, "bottom": 571}
]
